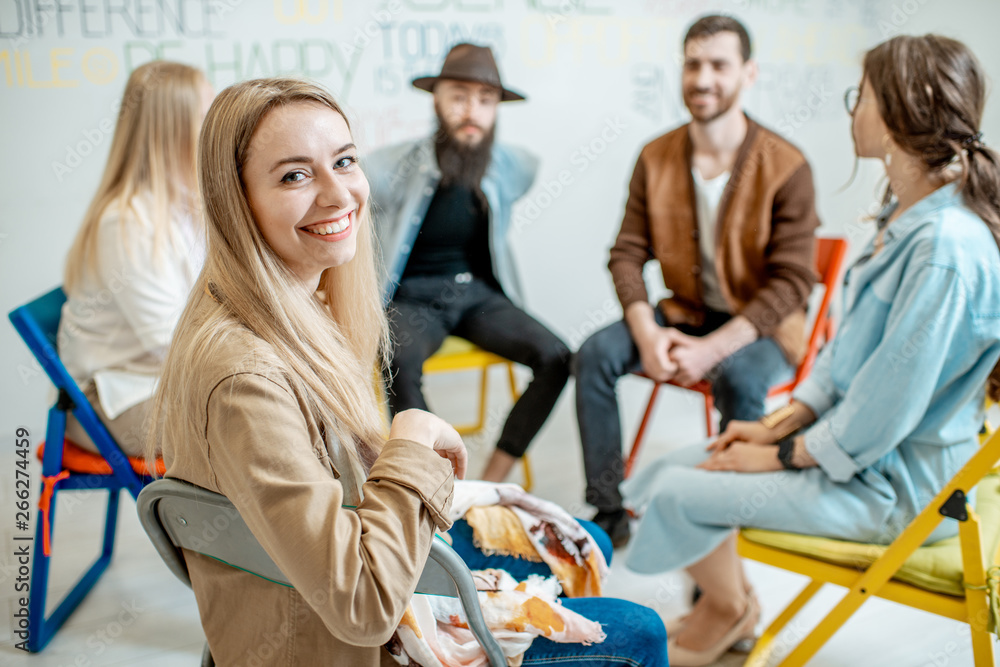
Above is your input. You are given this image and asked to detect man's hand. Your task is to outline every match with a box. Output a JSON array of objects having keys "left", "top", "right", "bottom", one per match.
[
  {"left": 665, "top": 328, "right": 723, "bottom": 386},
  {"left": 625, "top": 302, "right": 677, "bottom": 382},
  {"left": 635, "top": 327, "right": 677, "bottom": 382},
  {"left": 697, "top": 442, "right": 783, "bottom": 473}
]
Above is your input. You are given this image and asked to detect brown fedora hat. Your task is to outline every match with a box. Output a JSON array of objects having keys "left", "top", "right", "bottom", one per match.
[{"left": 412, "top": 43, "right": 526, "bottom": 102}]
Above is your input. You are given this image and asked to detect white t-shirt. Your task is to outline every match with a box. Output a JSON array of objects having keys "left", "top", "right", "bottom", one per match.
[
  {"left": 59, "top": 195, "right": 206, "bottom": 419},
  {"left": 691, "top": 167, "right": 732, "bottom": 314}
]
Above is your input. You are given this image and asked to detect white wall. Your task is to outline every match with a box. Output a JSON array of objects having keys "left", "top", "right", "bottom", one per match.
[{"left": 2, "top": 0, "right": 998, "bottom": 440}]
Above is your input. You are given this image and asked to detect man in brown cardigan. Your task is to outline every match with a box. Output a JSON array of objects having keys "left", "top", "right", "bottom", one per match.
[{"left": 574, "top": 15, "right": 820, "bottom": 547}]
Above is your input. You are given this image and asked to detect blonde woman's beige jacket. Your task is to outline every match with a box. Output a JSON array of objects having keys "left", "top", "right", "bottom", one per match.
[{"left": 162, "top": 297, "right": 455, "bottom": 666}]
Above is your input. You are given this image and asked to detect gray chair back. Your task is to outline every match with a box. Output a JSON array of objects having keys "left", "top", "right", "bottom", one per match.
[{"left": 137, "top": 478, "right": 505, "bottom": 667}]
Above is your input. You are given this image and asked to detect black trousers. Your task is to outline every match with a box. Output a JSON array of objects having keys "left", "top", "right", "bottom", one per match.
[{"left": 386, "top": 275, "right": 570, "bottom": 458}]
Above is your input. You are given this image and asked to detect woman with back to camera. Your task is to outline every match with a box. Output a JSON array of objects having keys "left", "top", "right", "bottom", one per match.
[
  {"left": 60, "top": 61, "right": 214, "bottom": 456},
  {"left": 623, "top": 34, "right": 1000, "bottom": 667},
  {"left": 147, "top": 77, "right": 668, "bottom": 666}
]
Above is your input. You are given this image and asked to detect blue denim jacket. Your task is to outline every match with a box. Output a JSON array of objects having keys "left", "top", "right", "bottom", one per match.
[
  {"left": 365, "top": 137, "right": 538, "bottom": 306},
  {"left": 794, "top": 183, "right": 1000, "bottom": 526}
]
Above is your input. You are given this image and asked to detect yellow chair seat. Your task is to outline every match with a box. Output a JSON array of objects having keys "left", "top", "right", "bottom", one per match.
[
  {"left": 742, "top": 472, "right": 1000, "bottom": 598},
  {"left": 434, "top": 337, "right": 478, "bottom": 355},
  {"left": 424, "top": 337, "right": 508, "bottom": 371}
]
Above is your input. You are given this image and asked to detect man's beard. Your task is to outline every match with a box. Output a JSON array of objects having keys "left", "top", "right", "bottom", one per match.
[
  {"left": 434, "top": 117, "right": 495, "bottom": 190},
  {"left": 683, "top": 86, "right": 740, "bottom": 124}
]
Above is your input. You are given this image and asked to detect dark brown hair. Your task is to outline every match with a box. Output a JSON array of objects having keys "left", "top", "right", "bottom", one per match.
[
  {"left": 864, "top": 35, "right": 1000, "bottom": 400},
  {"left": 684, "top": 15, "right": 752, "bottom": 62}
]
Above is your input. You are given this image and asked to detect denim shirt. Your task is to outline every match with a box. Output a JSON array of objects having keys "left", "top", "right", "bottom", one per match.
[
  {"left": 365, "top": 137, "right": 539, "bottom": 306},
  {"left": 793, "top": 183, "right": 1000, "bottom": 522}
]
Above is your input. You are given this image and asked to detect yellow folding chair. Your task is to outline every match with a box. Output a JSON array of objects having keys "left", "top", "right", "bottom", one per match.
[
  {"left": 737, "top": 421, "right": 1000, "bottom": 666},
  {"left": 423, "top": 336, "right": 533, "bottom": 491}
]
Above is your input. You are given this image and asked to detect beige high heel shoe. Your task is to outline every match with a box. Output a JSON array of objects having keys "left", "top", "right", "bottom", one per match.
[
  {"left": 667, "top": 596, "right": 759, "bottom": 667},
  {"left": 664, "top": 587, "right": 759, "bottom": 644}
]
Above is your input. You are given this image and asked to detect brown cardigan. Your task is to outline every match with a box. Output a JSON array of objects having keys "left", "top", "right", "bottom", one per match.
[
  {"left": 162, "top": 297, "right": 454, "bottom": 666},
  {"left": 609, "top": 117, "right": 820, "bottom": 362}
]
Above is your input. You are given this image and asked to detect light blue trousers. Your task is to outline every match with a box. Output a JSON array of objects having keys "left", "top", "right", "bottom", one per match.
[{"left": 622, "top": 442, "right": 959, "bottom": 575}]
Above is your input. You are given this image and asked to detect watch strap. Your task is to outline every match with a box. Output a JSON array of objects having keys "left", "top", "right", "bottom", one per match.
[{"left": 777, "top": 436, "right": 800, "bottom": 470}]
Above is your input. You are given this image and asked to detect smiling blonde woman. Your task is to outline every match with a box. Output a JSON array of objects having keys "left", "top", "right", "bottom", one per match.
[{"left": 148, "top": 77, "right": 668, "bottom": 667}]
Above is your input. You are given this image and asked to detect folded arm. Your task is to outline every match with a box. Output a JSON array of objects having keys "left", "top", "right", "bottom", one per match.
[{"left": 205, "top": 372, "right": 454, "bottom": 646}]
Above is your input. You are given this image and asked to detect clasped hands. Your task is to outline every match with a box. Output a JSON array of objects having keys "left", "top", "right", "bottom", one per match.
[
  {"left": 697, "top": 419, "right": 785, "bottom": 473},
  {"left": 635, "top": 320, "right": 790, "bottom": 473},
  {"left": 636, "top": 326, "right": 723, "bottom": 387}
]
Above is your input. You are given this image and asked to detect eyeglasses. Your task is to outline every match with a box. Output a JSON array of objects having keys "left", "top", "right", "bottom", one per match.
[{"left": 844, "top": 86, "right": 860, "bottom": 115}]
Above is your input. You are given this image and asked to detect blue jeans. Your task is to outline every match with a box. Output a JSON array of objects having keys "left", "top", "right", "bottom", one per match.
[
  {"left": 573, "top": 310, "right": 792, "bottom": 513},
  {"left": 522, "top": 597, "right": 667, "bottom": 666},
  {"left": 448, "top": 519, "right": 668, "bottom": 666}
]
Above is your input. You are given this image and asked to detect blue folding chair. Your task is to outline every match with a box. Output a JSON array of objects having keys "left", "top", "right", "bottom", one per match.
[{"left": 9, "top": 287, "right": 150, "bottom": 651}]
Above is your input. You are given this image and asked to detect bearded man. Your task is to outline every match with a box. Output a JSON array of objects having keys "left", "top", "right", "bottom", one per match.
[
  {"left": 573, "top": 15, "right": 821, "bottom": 546},
  {"left": 368, "top": 43, "right": 570, "bottom": 483}
]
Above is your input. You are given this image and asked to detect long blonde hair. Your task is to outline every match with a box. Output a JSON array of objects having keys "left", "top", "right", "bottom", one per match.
[
  {"left": 64, "top": 61, "right": 206, "bottom": 292},
  {"left": 148, "top": 78, "right": 390, "bottom": 471}
]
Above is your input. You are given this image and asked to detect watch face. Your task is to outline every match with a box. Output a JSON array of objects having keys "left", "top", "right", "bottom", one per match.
[{"left": 778, "top": 438, "right": 798, "bottom": 470}]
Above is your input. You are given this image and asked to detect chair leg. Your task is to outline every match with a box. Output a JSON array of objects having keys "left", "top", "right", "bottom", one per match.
[
  {"left": 474, "top": 366, "right": 490, "bottom": 433},
  {"left": 777, "top": 585, "right": 873, "bottom": 666},
  {"left": 625, "top": 383, "right": 661, "bottom": 478},
  {"left": 703, "top": 393, "right": 716, "bottom": 437},
  {"left": 744, "top": 579, "right": 823, "bottom": 667},
  {"left": 970, "top": 625, "right": 996, "bottom": 667},
  {"left": 101, "top": 488, "right": 121, "bottom": 557},
  {"left": 27, "top": 486, "right": 120, "bottom": 652},
  {"left": 957, "top": 513, "right": 996, "bottom": 666},
  {"left": 26, "top": 506, "right": 53, "bottom": 652},
  {"left": 454, "top": 367, "right": 490, "bottom": 436},
  {"left": 520, "top": 457, "right": 534, "bottom": 493}
]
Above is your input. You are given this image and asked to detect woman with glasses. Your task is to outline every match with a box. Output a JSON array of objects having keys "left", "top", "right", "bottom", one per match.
[{"left": 623, "top": 34, "right": 1000, "bottom": 666}]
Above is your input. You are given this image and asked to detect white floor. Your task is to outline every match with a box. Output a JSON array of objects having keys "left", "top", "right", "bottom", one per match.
[{"left": 0, "top": 369, "right": 994, "bottom": 666}]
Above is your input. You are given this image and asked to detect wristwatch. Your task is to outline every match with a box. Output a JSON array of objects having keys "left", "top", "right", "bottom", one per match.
[{"left": 777, "top": 436, "right": 800, "bottom": 470}]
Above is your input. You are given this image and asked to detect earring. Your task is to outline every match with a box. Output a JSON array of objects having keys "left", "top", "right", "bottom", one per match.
[
  {"left": 885, "top": 151, "right": 892, "bottom": 167},
  {"left": 882, "top": 134, "right": 894, "bottom": 167}
]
